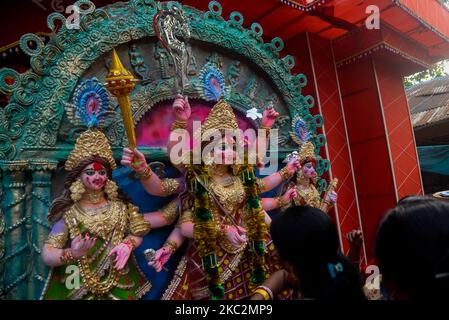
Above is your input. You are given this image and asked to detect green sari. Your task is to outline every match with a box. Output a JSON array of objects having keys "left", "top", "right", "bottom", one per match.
[{"left": 41, "top": 201, "right": 151, "bottom": 300}]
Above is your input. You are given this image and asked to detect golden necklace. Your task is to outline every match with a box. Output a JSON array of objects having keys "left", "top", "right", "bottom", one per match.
[
  {"left": 72, "top": 202, "right": 120, "bottom": 239},
  {"left": 82, "top": 190, "right": 105, "bottom": 204},
  {"left": 294, "top": 180, "right": 321, "bottom": 208},
  {"left": 209, "top": 176, "right": 245, "bottom": 216},
  {"left": 64, "top": 200, "right": 127, "bottom": 296}
]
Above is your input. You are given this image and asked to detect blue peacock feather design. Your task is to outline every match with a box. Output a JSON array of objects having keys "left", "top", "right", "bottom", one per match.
[
  {"left": 65, "top": 77, "right": 113, "bottom": 128},
  {"left": 290, "top": 115, "right": 312, "bottom": 145},
  {"left": 198, "top": 62, "right": 227, "bottom": 102}
]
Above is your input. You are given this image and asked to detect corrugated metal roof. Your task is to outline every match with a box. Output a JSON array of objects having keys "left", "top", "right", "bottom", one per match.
[{"left": 407, "top": 75, "right": 449, "bottom": 128}]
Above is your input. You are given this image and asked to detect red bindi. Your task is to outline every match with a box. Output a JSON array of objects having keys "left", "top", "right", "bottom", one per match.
[{"left": 92, "top": 162, "right": 104, "bottom": 171}]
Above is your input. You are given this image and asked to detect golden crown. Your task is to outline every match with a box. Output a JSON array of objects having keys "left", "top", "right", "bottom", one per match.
[
  {"left": 203, "top": 100, "right": 239, "bottom": 132},
  {"left": 65, "top": 129, "right": 117, "bottom": 171},
  {"left": 194, "top": 100, "right": 239, "bottom": 141},
  {"left": 298, "top": 142, "right": 316, "bottom": 163}
]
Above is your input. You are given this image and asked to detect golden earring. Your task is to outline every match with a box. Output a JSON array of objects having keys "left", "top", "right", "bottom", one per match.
[
  {"left": 70, "top": 179, "right": 85, "bottom": 202},
  {"left": 105, "top": 179, "right": 118, "bottom": 200}
]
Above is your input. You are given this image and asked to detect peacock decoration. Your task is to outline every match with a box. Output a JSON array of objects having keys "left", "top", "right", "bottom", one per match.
[
  {"left": 64, "top": 77, "right": 117, "bottom": 128},
  {"left": 290, "top": 115, "right": 312, "bottom": 145},
  {"left": 198, "top": 62, "right": 228, "bottom": 102}
]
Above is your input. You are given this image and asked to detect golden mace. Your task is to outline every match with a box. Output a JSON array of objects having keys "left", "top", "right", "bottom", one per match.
[{"left": 105, "top": 49, "right": 138, "bottom": 150}]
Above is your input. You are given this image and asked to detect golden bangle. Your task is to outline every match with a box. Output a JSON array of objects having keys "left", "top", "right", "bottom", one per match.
[
  {"left": 256, "top": 178, "right": 266, "bottom": 191},
  {"left": 60, "top": 248, "right": 75, "bottom": 264},
  {"left": 171, "top": 120, "right": 187, "bottom": 131},
  {"left": 177, "top": 211, "right": 193, "bottom": 225},
  {"left": 279, "top": 166, "right": 293, "bottom": 180},
  {"left": 216, "top": 224, "right": 228, "bottom": 239},
  {"left": 160, "top": 200, "right": 179, "bottom": 225},
  {"left": 137, "top": 166, "right": 153, "bottom": 180},
  {"left": 163, "top": 240, "right": 178, "bottom": 253},
  {"left": 253, "top": 287, "right": 272, "bottom": 300},
  {"left": 275, "top": 196, "right": 288, "bottom": 208},
  {"left": 123, "top": 237, "right": 137, "bottom": 250}
]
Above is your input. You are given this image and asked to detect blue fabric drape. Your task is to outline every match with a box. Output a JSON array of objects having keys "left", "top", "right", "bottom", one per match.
[{"left": 417, "top": 145, "right": 449, "bottom": 176}]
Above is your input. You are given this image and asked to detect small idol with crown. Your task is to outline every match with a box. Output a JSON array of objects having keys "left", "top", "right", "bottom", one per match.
[{"left": 284, "top": 142, "right": 338, "bottom": 213}]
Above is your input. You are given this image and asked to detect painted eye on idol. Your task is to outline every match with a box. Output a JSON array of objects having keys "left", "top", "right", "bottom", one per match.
[{"left": 84, "top": 169, "right": 96, "bottom": 176}]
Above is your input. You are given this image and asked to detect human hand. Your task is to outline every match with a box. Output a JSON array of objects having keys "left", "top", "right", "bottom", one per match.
[
  {"left": 287, "top": 157, "right": 301, "bottom": 175},
  {"left": 261, "top": 107, "right": 279, "bottom": 129},
  {"left": 121, "top": 148, "right": 148, "bottom": 173},
  {"left": 172, "top": 94, "right": 191, "bottom": 122},
  {"left": 346, "top": 229, "right": 363, "bottom": 248},
  {"left": 148, "top": 247, "right": 172, "bottom": 272},
  {"left": 108, "top": 242, "right": 132, "bottom": 270},
  {"left": 225, "top": 225, "right": 247, "bottom": 248},
  {"left": 281, "top": 187, "right": 297, "bottom": 204},
  {"left": 325, "top": 191, "right": 338, "bottom": 204},
  {"left": 70, "top": 233, "right": 97, "bottom": 259}
]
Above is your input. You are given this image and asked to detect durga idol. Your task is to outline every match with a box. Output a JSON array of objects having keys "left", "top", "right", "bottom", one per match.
[{"left": 40, "top": 129, "right": 151, "bottom": 300}]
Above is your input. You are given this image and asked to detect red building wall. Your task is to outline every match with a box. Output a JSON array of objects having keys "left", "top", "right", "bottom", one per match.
[
  {"left": 373, "top": 58, "right": 424, "bottom": 200},
  {"left": 285, "top": 30, "right": 426, "bottom": 260},
  {"left": 337, "top": 58, "right": 398, "bottom": 257},
  {"left": 306, "top": 32, "right": 365, "bottom": 260}
]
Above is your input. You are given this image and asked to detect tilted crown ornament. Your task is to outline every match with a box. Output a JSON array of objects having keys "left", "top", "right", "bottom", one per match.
[
  {"left": 65, "top": 129, "right": 117, "bottom": 171},
  {"left": 298, "top": 142, "right": 316, "bottom": 164}
]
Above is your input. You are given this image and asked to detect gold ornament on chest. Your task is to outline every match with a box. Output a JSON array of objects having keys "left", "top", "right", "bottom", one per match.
[
  {"left": 209, "top": 176, "right": 245, "bottom": 214},
  {"left": 72, "top": 202, "right": 122, "bottom": 239},
  {"left": 294, "top": 185, "right": 321, "bottom": 208}
]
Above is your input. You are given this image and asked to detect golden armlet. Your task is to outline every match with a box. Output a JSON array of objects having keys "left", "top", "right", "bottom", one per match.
[
  {"left": 128, "top": 206, "right": 151, "bottom": 236},
  {"left": 160, "top": 200, "right": 179, "bottom": 225},
  {"left": 161, "top": 178, "right": 180, "bottom": 196},
  {"left": 278, "top": 166, "right": 293, "bottom": 180},
  {"left": 45, "top": 232, "right": 68, "bottom": 249}
]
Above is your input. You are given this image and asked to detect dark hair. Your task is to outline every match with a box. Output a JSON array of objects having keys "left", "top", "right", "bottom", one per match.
[
  {"left": 48, "top": 155, "right": 130, "bottom": 223},
  {"left": 397, "top": 194, "right": 436, "bottom": 205},
  {"left": 270, "top": 206, "right": 365, "bottom": 300},
  {"left": 375, "top": 197, "right": 449, "bottom": 299}
]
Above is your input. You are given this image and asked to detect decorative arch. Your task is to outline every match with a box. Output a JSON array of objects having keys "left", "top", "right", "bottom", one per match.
[
  {"left": 0, "top": 0, "right": 325, "bottom": 161},
  {"left": 0, "top": 0, "right": 330, "bottom": 299}
]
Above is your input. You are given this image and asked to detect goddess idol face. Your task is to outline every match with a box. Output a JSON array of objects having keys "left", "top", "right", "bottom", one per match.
[
  {"left": 80, "top": 162, "right": 108, "bottom": 191},
  {"left": 213, "top": 132, "right": 249, "bottom": 165},
  {"left": 302, "top": 161, "right": 317, "bottom": 179}
]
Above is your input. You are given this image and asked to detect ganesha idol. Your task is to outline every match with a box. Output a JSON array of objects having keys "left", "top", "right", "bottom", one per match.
[{"left": 283, "top": 142, "right": 338, "bottom": 213}]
